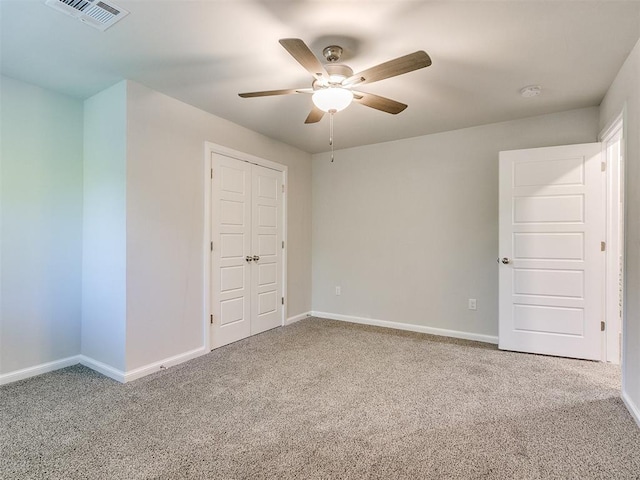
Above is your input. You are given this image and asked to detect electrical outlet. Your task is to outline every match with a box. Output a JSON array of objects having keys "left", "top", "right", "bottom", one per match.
[
  {"left": 468, "top": 299, "right": 477, "bottom": 310},
  {"left": 335, "top": 286, "right": 341, "bottom": 296}
]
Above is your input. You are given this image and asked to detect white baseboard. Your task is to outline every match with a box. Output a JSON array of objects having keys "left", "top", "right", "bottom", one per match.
[
  {"left": 78, "top": 355, "right": 126, "bottom": 383},
  {"left": 122, "top": 346, "right": 207, "bottom": 383},
  {"left": 1, "top": 347, "right": 211, "bottom": 386},
  {"left": 285, "top": 311, "right": 312, "bottom": 325},
  {"left": 622, "top": 390, "right": 640, "bottom": 428},
  {"left": 0, "top": 355, "right": 82, "bottom": 386},
  {"left": 311, "top": 311, "right": 499, "bottom": 345}
]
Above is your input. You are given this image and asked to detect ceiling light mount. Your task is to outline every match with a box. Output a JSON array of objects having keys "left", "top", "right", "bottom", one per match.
[
  {"left": 322, "top": 45, "right": 344, "bottom": 63},
  {"left": 520, "top": 85, "right": 542, "bottom": 98}
]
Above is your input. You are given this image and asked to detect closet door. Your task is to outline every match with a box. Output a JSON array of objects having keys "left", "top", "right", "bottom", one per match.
[
  {"left": 211, "top": 154, "right": 284, "bottom": 348},
  {"left": 251, "top": 165, "right": 283, "bottom": 335},
  {"left": 211, "top": 154, "right": 252, "bottom": 348}
]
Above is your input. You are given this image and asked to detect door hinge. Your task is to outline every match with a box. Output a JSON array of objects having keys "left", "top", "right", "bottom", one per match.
[
  {"left": 281, "top": 297, "right": 284, "bottom": 305},
  {"left": 211, "top": 169, "right": 213, "bottom": 179},
  {"left": 210, "top": 314, "right": 214, "bottom": 324},
  {"left": 282, "top": 240, "right": 285, "bottom": 249},
  {"left": 601, "top": 241, "right": 606, "bottom": 252},
  {"left": 282, "top": 184, "right": 285, "bottom": 193},
  {"left": 601, "top": 162, "right": 606, "bottom": 172},
  {"left": 601, "top": 321, "right": 605, "bottom": 331},
  {"left": 210, "top": 241, "right": 213, "bottom": 251}
]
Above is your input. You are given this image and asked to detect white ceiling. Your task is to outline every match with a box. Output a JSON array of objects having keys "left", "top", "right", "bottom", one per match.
[{"left": 2, "top": 1, "right": 639, "bottom": 153}]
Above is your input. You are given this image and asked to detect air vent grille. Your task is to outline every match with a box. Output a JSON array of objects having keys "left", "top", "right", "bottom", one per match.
[
  {"left": 59, "top": 0, "right": 91, "bottom": 11},
  {"left": 86, "top": 2, "right": 120, "bottom": 23},
  {"left": 45, "top": 0, "right": 129, "bottom": 31}
]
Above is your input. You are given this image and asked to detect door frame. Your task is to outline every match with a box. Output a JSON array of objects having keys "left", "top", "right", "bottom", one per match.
[
  {"left": 203, "top": 142, "right": 288, "bottom": 351},
  {"left": 599, "top": 110, "right": 625, "bottom": 364}
]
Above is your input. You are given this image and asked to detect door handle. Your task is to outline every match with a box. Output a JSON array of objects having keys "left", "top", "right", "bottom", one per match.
[
  {"left": 498, "top": 257, "right": 511, "bottom": 264},
  {"left": 253, "top": 255, "right": 260, "bottom": 262},
  {"left": 245, "top": 256, "right": 253, "bottom": 262}
]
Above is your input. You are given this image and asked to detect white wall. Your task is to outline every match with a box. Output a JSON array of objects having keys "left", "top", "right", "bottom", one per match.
[
  {"left": 125, "top": 81, "right": 312, "bottom": 371},
  {"left": 0, "top": 76, "right": 83, "bottom": 374},
  {"left": 0, "top": 76, "right": 312, "bottom": 382},
  {"left": 600, "top": 37, "right": 640, "bottom": 424},
  {"left": 312, "top": 107, "right": 599, "bottom": 339},
  {"left": 82, "top": 81, "right": 127, "bottom": 372}
]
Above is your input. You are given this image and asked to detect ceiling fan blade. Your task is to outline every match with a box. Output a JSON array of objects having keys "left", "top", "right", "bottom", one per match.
[
  {"left": 345, "top": 51, "right": 432, "bottom": 86},
  {"left": 352, "top": 91, "right": 408, "bottom": 114},
  {"left": 279, "top": 38, "right": 329, "bottom": 81},
  {"left": 239, "top": 88, "right": 302, "bottom": 98},
  {"left": 304, "top": 106, "right": 325, "bottom": 124}
]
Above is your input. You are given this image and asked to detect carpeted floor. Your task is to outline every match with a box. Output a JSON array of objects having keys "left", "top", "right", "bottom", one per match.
[{"left": 1, "top": 318, "right": 639, "bottom": 479}]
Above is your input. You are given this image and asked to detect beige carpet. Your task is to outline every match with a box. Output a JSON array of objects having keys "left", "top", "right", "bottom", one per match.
[{"left": 1, "top": 318, "right": 639, "bottom": 479}]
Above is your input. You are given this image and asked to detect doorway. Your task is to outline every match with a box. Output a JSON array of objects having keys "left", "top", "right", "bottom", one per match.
[
  {"left": 498, "top": 124, "right": 625, "bottom": 363},
  {"left": 601, "top": 114, "right": 624, "bottom": 364}
]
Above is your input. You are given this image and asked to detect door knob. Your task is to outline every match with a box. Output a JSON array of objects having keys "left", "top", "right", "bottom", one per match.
[
  {"left": 253, "top": 255, "right": 260, "bottom": 262},
  {"left": 245, "top": 256, "right": 253, "bottom": 262},
  {"left": 500, "top": 257, "right": 511, "bottom": 264}
]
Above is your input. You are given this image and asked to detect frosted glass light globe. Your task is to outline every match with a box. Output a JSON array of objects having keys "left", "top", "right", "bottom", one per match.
[{"left": 312, "top": 88, "right": 354, "bottom": 112}]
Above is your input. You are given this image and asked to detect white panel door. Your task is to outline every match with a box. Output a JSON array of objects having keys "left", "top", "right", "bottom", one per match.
[
  {"left": 211, "top": 155, "right": 284, "bottom": 348},
  {"left": 251, "top": 165, "right": 283, "bottom": 335},
  {"left": 211, "top": 154, "right": 252, "bottom": 348},
  {"left": 498, "top": 143, "right": 605, "bottom": 360}
]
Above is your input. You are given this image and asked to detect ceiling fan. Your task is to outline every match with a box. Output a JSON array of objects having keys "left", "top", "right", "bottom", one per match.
[{"left": 239, "top": 38, "right": 432, "bottom": 124}]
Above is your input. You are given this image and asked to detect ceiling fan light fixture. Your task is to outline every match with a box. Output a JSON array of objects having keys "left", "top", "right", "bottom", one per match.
[{"left": 312, "top": 87, "right": 354, "bottom": 112}]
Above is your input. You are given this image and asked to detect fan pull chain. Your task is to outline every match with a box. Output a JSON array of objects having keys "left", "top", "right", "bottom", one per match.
[{"left": 329, "top": 109, "right": 335, "bottom": 162}]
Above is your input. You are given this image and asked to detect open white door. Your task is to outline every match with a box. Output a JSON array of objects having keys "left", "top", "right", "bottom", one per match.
[{"left": 498, "top": 143, "right": 605, "bottom": 360}]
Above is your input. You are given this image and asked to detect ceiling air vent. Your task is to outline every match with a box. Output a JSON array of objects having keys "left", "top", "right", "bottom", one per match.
[{"left": 45, "top": 0, "right": 129, "bottom": 31}]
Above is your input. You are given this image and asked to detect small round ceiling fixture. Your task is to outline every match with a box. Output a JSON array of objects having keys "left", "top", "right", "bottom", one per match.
[{"left": 520, "top": 85, "right": 542, "bottom": 98}]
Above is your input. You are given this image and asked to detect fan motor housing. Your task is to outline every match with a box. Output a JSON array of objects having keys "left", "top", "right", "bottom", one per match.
[
  {"left": 313, "top": 64, "right": 354, "bottom": 89},
  {"left": 325, "top": 64, "right": 353, "bottom": 79}
]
